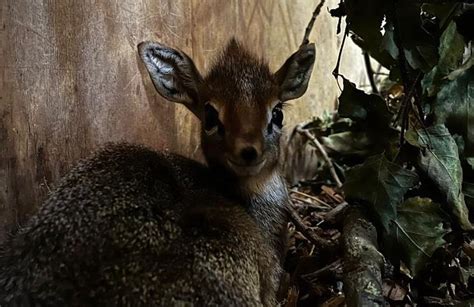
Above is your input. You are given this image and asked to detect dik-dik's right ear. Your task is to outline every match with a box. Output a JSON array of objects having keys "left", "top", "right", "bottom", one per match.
[
  {"left": 274, "top": 43, "right": 315, "bottom": 102},
  {"left": 138, "top": 41, "right": 204, "bottom": 116}
]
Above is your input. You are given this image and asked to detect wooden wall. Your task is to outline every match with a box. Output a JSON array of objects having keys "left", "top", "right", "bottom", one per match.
[{"left": 0, "top": 0, "right": 367, "bottom": 240}]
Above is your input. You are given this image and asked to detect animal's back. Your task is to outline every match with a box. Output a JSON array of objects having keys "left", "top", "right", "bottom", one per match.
[{"left": 0, "top": 144, "right": 274, "bottom": 306}]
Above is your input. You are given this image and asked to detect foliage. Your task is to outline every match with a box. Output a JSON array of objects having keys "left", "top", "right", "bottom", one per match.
[
  {"left": 344, "top": 154, "right": 418, "bottom": 232},
  {"left": 303, "top": 0, "right": 474, "bottom": 284},
  {"left": 405, "top": 125, "right": 472, "bottom": 230},
  {"left": 396, "top": 197, "right": 448, "bottom": 275},
  {"left": 422, "top": 21, "right": 466, "bottom": 96},
  {"left": 338, "top": 77, "right": 391, "bottom": 129}
]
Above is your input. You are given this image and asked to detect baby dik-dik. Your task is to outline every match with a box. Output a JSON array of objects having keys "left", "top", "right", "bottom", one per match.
[{"left": 0, "top": 39, "right": 315, "bottom": 306}]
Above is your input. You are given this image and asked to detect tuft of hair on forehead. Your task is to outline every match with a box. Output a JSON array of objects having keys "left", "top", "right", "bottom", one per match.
[{"left": 205, "top": 38, "right": 276, "bottom": 105}]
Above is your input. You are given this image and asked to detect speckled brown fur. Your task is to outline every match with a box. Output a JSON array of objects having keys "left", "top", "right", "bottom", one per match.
[{"left": 0, "top": 144, "right": 279, "bottom": 306}]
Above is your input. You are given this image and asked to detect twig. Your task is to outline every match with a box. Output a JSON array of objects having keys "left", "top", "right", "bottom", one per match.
[
  {"left": 324, "top": 201, "right": 349, "bottom": 222},
  {"left": 363, "top": 52, "right": 379, "bottom": 94},
  {"left": 301, "top": 0, "right": 327, "bottom": 46},
  {"left": 412, "top": 73, "right": 427, "bottom": 129},
  {"left": 290, "top": 189, "right": 332, "bottom": 208},
  {"left": 292, "top": 196, "right": 329, "bottom": 210},
  {"left": 302, "top": 259, "right": 342, "bottom": 281},
  {"left": 296, "top": 124, "right": 343, "bottom": 188},
  {"left": 390, "top": 0, "right": 420, "bottom": 145},
  {"left": 288, "top": 203, "right": 333, "bottom": 248},
  {"left": 393, "top": 72, "right": 425, "bottom": 146},
  {"left": 400, "top": 93, "right": 411, "bottom": 145},
  {"left": 332, "top": 23, "right": 349, "bottom": 80},
  {"left": 392, "top": 72, "right": 421, "bottom": 126},
  {"left": 332, "top": 0, "right": 345, "bottom": 34},
  {"left": 321, "top": 185, "right": 344, "bottom": 203}
]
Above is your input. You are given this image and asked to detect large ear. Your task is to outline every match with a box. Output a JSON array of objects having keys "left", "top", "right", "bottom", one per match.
[
  {"left": 274, "top": 43, "right": 315, "bottom": 101},
  {"left": 138, "top": 41, "right": 204, "bottom": 116}
]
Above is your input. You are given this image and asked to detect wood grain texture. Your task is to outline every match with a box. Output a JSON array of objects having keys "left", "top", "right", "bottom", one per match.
[{"left": 0, "top": 0, "right": 367, "bottom": 240}]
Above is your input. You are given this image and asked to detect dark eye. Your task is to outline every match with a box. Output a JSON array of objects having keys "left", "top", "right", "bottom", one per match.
[
  {"left": 204, "top": 103, "right": 224, "bottom": 136},
  {"left": 267, "top": 103, "right": 284, "bottom": 134},
  {"left": 271, "top": 103, "right": 284, "bottom": 128}
]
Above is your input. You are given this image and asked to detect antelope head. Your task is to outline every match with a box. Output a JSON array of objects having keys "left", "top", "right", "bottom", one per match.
[{"left": 138, "top": 39, "right": 315, "bottom": 179}]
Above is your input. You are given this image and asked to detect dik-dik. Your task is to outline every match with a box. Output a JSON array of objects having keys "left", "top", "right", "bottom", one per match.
[{"left": 0, "top": 39, "right": 315, "bottom": 306}]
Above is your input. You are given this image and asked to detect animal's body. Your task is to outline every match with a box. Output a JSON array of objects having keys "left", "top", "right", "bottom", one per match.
[{"left": 0, "top": 39, "right": 315, "bottom": 306}]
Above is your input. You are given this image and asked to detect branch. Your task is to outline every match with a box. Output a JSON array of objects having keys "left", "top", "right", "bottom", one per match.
[
  {"left": 300, "top": 0, "right": 327, "bottom": 46},
  {"left": 329, "top": 0, "right": 346, "bottom": 34},
  {"left": 302, "top": 259, "right": 342, "bottom": 281},
  {"left": 389, "top": 0, "right": 419, "bottom": 145},
  {"left": 332, "top": 23, "right": 349, "bottom": 87},
  {"left": 292, "top": 195, "right": 328, "bottom": 210},
  {"left": 343, "top": 208, "right": 385, "bottom": 306},
  {"left": 363, "top": 52, "right": 379, "bottom": 94},
  {"left": 290, "top": 189, "right": 332, "bottom": 208},
  {"left": 324, "top": 201, "right": 349, "bottom": 223},
  {"left": 287, "top": 203, "right": 334, "bottom": 248},
  {"left": 296, "top": 124, "right": 343, "bottom": 188}
]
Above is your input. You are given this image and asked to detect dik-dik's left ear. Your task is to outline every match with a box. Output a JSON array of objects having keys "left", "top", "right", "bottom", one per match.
[
  {"left": 138, "top": 41, "right": 204, "bottom": 116},
  {"left": 274, "top": 43, "right": 315, "bottom": 101}
]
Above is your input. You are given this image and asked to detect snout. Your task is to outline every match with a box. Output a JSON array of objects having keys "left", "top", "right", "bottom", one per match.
[
  {"left": 227, "top": 157, "right": 266, "bottom": 176},
  {"left": 226, "top": 145, "right": 267, "bottom": 176}
]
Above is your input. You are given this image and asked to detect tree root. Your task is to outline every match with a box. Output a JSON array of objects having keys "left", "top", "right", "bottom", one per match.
[{"left": 343, "top": 207, "right": 385, "bottom": 307}]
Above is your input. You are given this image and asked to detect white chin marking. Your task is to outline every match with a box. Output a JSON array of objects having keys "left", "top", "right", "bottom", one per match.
[{"left": 227, "top": 159, "right": 266, "bottom": 176}]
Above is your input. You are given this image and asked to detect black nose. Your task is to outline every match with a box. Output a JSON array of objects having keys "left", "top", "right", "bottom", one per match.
[{"left": 240, "top": 147, "right": 258, "bottom": 163}]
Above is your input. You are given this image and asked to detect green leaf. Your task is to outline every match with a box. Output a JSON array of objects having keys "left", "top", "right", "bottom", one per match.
[
  {"left": 352, "top": 34, "right": 396, "bottom": 70},
  {"left": 405, "top": 46, "right": 438, "bottom": 73},
  {"left": 467, "top": 157, "right": 474, "bottom": 170},
  {"left": 345, "top": 0, "right": 386, "bottom": 51},
  {"left": 405, "top": 125, "right": 473, "bottom": 230},
  {"left": 379, "top": 21, "right": 438, "bottom": 73},
  {"left": 381, "top": 2, "right": 439, "bottom": 72},
  {"left": 338, "top": 77, "right": 392, "bottom": 129},
  {"left": 433, "top": 66, "right": 474, "bottom": 154},
  {"left": 321, "top": 131, "right": 372, "bottom": 157},
  {"left": 422, "top": 21, "right": 465, "bottom": 96},
  {"left": 437, "top": 22, "right": 465, "bottom": 74},
  {"left": 447, "top": 56, "right": 474, "bottom": 81},
  {"left": 452, "top": 134, "right": 466, "bottom": 158},
  {"left": 395, "top": 197, "right": 448, "bottom": 276},
  {"left": 344, "top": 0, "right": 396, "bottom": 68},
  {"left": 344, "top": 154, "right": 419, "bottom": 231},
  {"left": 463, "top": 181, "right": 474, "bottom": 210},
  {"left": 321, "top": 129, "right": 400, "bottom": 161},
  {"left": 345, "top": 0, "right": 385, "bottom": 40},
  {"left": 380, "top": 25, "right": 398, "bottom": 61},
  {"left": 394, "top": 2, "right": 436, "bottom": 49}
]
